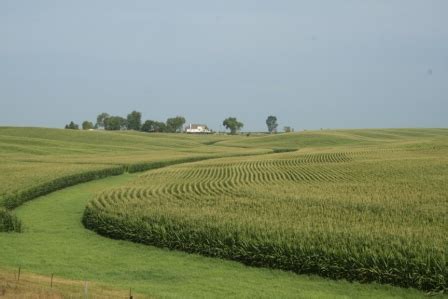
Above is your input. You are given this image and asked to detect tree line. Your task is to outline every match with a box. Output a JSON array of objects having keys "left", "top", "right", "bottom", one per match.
[
  {"left": 66, "top": 111, "right": 186, "bottom": 133},
  {"left": 65, "top": 111, "right": 293, "bottom": 134}
]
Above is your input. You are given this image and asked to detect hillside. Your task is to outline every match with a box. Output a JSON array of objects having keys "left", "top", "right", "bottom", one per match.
[
  {"left": 0, "top": 127, "right": 268, "bottom": 208},
  {"left": 1, "top": 127, "right": 447, "bottom": 296},
  {"left": 83, "top": 128, "right": 448, "bottom": 291}
]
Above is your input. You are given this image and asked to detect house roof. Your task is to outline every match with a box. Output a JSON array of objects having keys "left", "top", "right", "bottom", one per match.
[{"left": 189, "top": 124, "right": 207, "bottom": 129}]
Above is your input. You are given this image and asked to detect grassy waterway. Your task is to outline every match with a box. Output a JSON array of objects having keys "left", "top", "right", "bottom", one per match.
[
  {"left": 1, "top": 127, "right": 446, "bottom": 297},
  {"left": 0, "top": 173, "right": 428, "bottom": 298}
]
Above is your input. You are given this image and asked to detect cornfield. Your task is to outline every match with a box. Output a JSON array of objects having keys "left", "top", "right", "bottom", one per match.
[
  {"left": 0, "top": 127, "right": 266, "bottom": 208},
  {"left": 83, "top": 129, "right": 448, "bottom": 292},
  {"left": 1, "top": 127, "right": 447, "bottom": 291}
]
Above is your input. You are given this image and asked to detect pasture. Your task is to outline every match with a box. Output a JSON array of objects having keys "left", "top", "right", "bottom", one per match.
[{"left": 1, "top": 127, "right": 447, "bottom": 297}]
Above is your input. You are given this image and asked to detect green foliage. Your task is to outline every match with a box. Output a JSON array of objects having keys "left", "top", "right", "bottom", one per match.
[
  {"left": 0, "top": 208, "right": 21, "bottom": 232},
  {"left": 141, "top": 120, "right": 155, "bottom": 132},
  {"left": 3, "top": 166, "right": 125, "bottom": 209},
  {"left": 83, "top": 129, "right": 448, "bottom": 292},
  {"left": 126, "top": 110, "right": 142, "bottom": 131},
  {"left": 96, "top": 112, "right": 109, "bottom": 129},
  {"left": 223, "top": 117, "right": 244, "bottom": 134},
  {"left": 0, "top": 127, "right": 265, "bottom": 209},
  {"left": 166, "top": 116, "right": 186, "bottom": 133},
  {"left": 266, "top": 115, "right": 278, "bottom": 133},
  {"left": 284, "top": 126, "right": 293, "bottom": 133},
  {"left": 0, "top": 175, "right": 424, "bottom": 298},
  {"left": 125, "top": 156, "right": 213, "bottom": 173},
  {"left": 141, "top": 120, "right": 167, "bottom": 132},
  {"left": 84, "top": 203, "right": 446, "bottom": 292},
  {"left": 218, "top": 129, "right": 377, "bottom": 149},
  {"left": 155, "top": 121, "right": 167, "bottom": 132},
  {"left": 104, "top": 116, "right": 127, "bottom": 130},
  {"left": 1, "top": 126, "right": 447, "bottom": 294},
  {"left": 272, "top": 147, "right": 297, "bottom": 153},
  {"left": 64, "top": 121, "right": 79, "bottom": 130},
  {"left": 82, "top": 121, "right": 94, "bottom": 130}
]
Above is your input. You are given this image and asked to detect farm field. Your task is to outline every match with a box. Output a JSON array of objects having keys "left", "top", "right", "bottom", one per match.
[
  {"left": 1, "top": 127, "right": 447, "bottom": 297},
  {"left": 0, "top": 127, "right": 268, "bottom": 209},
  {"left": 0, "top": 173, "right": 427, "bottom": 298},
  {"left": 84, "top": 128, "right": 448, "bottom": 292}
]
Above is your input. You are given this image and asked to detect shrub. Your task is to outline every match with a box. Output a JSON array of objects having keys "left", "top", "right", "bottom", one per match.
[
  {"left": 272, "top": 148, "right": 297, "bottom": 153},
  {"left": 0, "top": 208, "right": 22, "bottom": 232}
]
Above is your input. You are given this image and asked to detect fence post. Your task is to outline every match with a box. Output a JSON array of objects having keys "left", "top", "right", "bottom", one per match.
[
  {"left": 129, "top": 287, "right": 133, "bottom": 299},
  {"left": 50, "top": 273, "right": 54, "bottom": 288},
  {"left": 17, "top": 266, "right": 21, "bottom": 281},
  {"left": 84, "top": 281, "right": 89, "bottom": 299}
]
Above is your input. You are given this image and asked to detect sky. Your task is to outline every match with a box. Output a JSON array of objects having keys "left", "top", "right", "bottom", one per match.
[{"left": 0, "top": 1, "right": 447, "bottom": 131}]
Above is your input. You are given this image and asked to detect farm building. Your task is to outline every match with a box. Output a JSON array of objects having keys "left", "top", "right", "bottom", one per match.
[{"left": 185, "top": 124, "right": 211, "bottom": 133}]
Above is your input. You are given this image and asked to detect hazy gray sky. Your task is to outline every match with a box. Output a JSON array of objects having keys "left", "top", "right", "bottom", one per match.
[{"left": 1, "top": 1, "right": 447, "bottom": 131}]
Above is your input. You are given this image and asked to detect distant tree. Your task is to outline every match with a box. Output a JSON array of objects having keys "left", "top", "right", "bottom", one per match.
[
  {"left": 141, "top": 120, "right": 156, "bottom": 132},
  {"left": 126, "top": 110, "right": 142, "bottom": 131},
  {"left": 223, "top": 117, "right": 243, "bottom": 135},
  {"left": 142, "top": 120, "right": 168, "bottom": 133},
  {"left": 266, "top": 115, "right": 278, "bottom": 133},
  {"left": 70, "top": 121, "right": 79, "bottom": 130},
  {"left": 96, "top": 112, "right": 110, "bottom": 129},
  {"left": 82, "top": 121, "right": 94, "bottom": 130},
  {"left": 64, "top": 121, "right": 79, "bottom": 130},
  {"left": 153, "top": 121, "right": 167, "bottom": 132},
  {"left": 104, "top": 116, "right": 127, "bottom": 131},
  {"left": 283, "top": 126, "right": 292, "bottom": 133},
  {"left": 166, "top": 116, "right": 186, "bottom": 133}
]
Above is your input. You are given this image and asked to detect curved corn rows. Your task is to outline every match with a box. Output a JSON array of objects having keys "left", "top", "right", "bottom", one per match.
[
  {"left": 94, "top": 152, "right": 354, "bottom": 206},
  {"left": 83, "top": 149, "right": 448, "bottom": 292}
]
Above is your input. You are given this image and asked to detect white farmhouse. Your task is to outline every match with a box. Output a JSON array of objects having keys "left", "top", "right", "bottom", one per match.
[{"left": 185, "top": 124, "right": 211, "bottom": 133}]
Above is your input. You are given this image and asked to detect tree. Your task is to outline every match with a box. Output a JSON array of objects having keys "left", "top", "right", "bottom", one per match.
[
  {"left": 266, "top": 115, "right": 278, "bottom": 133},
  {"left": 126, "top": 110, "right": 142, "bottom": 131},
  {"left": 153, "top": 121, "right": 167, "bottom": 132},
  {"left": 223, "top": 117, "right": 243, "bottom": 135},
  {"left": 82, "top": 121, "right": 94, "bottom": 130},
  {"left": 166, "top": 116, "right": 186, "bottom": 133},
  {"left": 64, "top": 121, "right": 79, "bottom": 130},
  {"left": 96, "top": 113, "right": 110, "bottom": 129},
  {"left": 104, "top": 116, "right": 127, "bottom": 130},
  {"left": 141, "top": 120, "right": 156, "bottom": 132},
  {"left": 142, "top": 120, "right": 168, "bottom": 133},
  {"left": 283, "top": 126, "right": 292, "bottom": 133}
]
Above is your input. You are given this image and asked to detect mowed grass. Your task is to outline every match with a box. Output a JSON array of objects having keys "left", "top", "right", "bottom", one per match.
[
  {"left": 0, "top": 174, "right": 428, "bottom": 298},
  {"left": 83, "top": 129, "right": 448, "bottom": 292}
]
